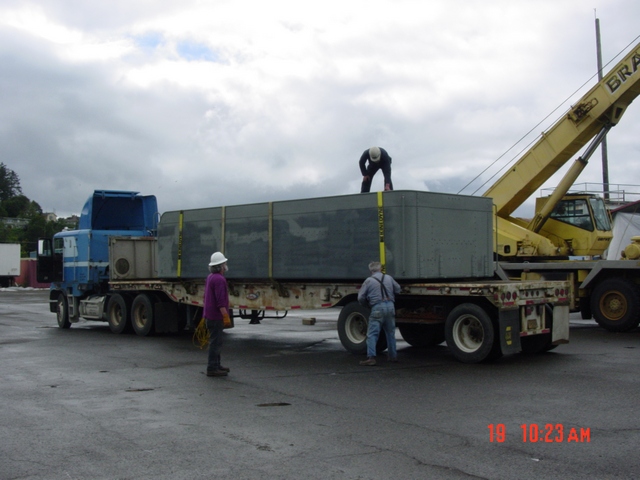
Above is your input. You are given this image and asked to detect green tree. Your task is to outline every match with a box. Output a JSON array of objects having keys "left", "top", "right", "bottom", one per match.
[
  {"left": 0, "top": 163, "right": 69, "bottom": 256},
  {"left": 0, "top": 163, "right": 21, "bottom": 202},
  {"left": 0, "top": 163, "right": 68, "bottom": 256},
  {"left": 26, "top": 200, "right": 43, "bottom": 218},
  {"left": 2, "top": 195, "right": 30, "bottom": 218},
  {"left": 0, "top": 221, "right": 22, "bottom": 245}
]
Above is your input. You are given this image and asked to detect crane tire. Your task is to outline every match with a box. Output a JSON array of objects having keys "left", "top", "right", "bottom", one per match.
[{"left": 591, "top": 278, "right": 640, "bottom": 332}]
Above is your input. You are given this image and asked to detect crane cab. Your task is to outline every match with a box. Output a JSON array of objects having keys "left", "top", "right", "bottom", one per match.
[{"left": 536, "top": 193, "right": 613, "bottom": 257}]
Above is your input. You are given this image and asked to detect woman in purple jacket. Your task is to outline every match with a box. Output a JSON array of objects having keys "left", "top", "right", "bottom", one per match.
[{"left": 204, "top": 252, "right": 231, "bottom": 377}]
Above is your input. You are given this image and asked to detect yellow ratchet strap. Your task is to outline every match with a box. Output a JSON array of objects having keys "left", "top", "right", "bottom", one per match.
[{"left": 377, "top": 191, "right": 386, "bottom": 273}]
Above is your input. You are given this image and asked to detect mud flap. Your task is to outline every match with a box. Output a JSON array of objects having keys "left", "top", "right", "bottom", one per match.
[
  {"left": 552, "top": 304, "right": 570, "bottom": 344},
  {"left": 498, "top": 309, "right": 521, "bottom": 355}
]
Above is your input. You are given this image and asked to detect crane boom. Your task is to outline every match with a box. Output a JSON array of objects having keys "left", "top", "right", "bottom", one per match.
[{"left": 484, "top": 40, "right": 640, "bottom": 218}]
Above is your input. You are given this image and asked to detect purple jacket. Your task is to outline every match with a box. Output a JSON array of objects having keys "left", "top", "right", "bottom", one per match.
[{"left": 203, "top": 272, "right": 229, "bottom": 321}]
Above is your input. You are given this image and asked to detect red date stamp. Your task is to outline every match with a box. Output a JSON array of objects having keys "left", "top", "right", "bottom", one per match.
[{"left": 488, "top": 424, "right": 591, "bottom": 443}]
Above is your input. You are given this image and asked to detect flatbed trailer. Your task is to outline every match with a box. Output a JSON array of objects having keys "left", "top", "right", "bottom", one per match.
[{"left": 104, "top": 271, "right": 570, "bottom": 364}]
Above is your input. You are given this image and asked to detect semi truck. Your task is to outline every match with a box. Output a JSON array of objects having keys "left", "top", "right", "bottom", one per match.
[
  {"left": 37, "top": 189, "right": 571, "bottom": 364},
  {"left": 0, "top": 243, "right": 21, "bottom": 287},
  {"left": 481, "top": 38, "right": 640, "bottom": 332}
]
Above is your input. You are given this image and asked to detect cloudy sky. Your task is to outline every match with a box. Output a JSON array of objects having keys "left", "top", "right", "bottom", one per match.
[{"left": 1, "top": 0, "right": 639, "bottom": 218}]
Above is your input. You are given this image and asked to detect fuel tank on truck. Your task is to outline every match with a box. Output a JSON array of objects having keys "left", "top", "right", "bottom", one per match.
[{"left": 156, "top": 190, "right": 494, "bottom": 281}]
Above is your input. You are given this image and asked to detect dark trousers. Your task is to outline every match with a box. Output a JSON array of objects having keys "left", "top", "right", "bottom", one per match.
[
  {"left": 205, "top": 318, "right": 224, "bottom": 371},
  {"left": 361, "top": 162, "right": 393, "bottom": 193}
]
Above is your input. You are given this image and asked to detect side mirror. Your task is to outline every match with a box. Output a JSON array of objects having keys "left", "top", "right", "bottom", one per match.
[{"left": 38, "top": 238, "right": 52, "bottom": 256}]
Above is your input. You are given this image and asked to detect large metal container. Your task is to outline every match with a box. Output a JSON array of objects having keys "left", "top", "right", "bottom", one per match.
[{"left": 157, "top": 190, "right": 494, "bottom": 281}]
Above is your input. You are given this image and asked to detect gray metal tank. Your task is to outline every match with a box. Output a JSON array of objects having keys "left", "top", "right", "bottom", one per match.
[{"left": 157, "top": 190, "right": 494, "bottom": 281}]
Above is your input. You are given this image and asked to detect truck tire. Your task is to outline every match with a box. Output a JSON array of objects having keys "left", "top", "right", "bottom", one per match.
[
  {"left": 131, "top": 294, "right": 156, "bottom": 336},
  {"left": 591, "top": 278, "right": 640, "bottom": 332},
  {"left": 107, "top": 294, "right": 131, "bottom": 334},
  {"left": 56, "top": 293, "right": 71, "bottom": 329},
  {"left": 398, "top": 324, "right": 445, "bottom": 347},
  {"left": 337, "top": 302, "right": 387, "bottom": 355},
  {"left": 445, "top": 304, "right": 495, "bottom": 363}
]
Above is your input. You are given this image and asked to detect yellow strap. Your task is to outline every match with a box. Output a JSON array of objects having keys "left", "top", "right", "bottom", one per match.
[
  {"left": 177, "top": 210, "right": 184, "bottom": 277},
  {"left": 377, "top": 191, "right": 386, "bottom": 273},
  {"left": 221, "top": 206, "right": 226, "bottom": 254},
  {"left": 268, "top": 202, "right": 273, "bottom": 278}
]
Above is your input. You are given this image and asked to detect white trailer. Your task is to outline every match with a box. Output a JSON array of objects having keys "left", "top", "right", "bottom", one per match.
[{"left": 0, "top": 243, "right": 20, "bottom": 287}]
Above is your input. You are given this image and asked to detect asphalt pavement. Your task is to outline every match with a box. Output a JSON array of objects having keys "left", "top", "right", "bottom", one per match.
[{"left": 1, "top": 288, "right": 639, "bottom": 479}]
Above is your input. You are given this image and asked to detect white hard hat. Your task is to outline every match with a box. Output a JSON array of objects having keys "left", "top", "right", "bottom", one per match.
[
  {"left": 209, "top": 252, "right": 228, "bottom": 266},
  {"left": 369, "top": 146, "right": 381, "bottom": 163}
]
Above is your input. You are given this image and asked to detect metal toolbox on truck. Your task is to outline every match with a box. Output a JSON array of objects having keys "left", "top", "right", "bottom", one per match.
[
  {"left": 109, "top": 236, "right": 157, "bottom": 280},
  {"left": 156, "top": 190, "right": 494, "bottom": 281}
]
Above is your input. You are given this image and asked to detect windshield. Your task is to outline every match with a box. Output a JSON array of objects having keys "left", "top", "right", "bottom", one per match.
[
  {"left": 550, "top": 199, "right": 594, "bottom": 231},
  {"left": 589, "top": 197, "right": 611, "bottom": 231}
]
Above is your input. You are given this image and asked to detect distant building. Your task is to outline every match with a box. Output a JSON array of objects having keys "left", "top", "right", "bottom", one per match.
[
  {"left": 0, "top": 213, "right": 78, "bottom": 229},
  {"left": 42, "top": 213, "right": 79, "bottom": 228},
  {"left": 63, "top": 215, "right": 79, "bottom": 228},
  {"left": 0, "top": 217, "right": 29, "bottom": 228}
]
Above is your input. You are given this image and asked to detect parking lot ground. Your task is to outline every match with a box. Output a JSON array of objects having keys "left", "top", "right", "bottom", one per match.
[{"left": 1, "top": 288, "right": 639, "bottom": 479}]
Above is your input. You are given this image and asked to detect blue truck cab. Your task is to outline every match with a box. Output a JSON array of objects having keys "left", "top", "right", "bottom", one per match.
[{"left": 37, "top": 190, "right": 158, "bottom": 327}]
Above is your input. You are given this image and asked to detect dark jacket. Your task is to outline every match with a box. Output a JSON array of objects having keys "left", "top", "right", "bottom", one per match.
[{"left": 359, "top": 147, "right": 392, "bottom": 176}]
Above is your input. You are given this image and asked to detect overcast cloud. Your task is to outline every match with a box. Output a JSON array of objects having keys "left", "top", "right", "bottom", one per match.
[{"left": 1, "top": 0, "right": 639, "bottom": 218}]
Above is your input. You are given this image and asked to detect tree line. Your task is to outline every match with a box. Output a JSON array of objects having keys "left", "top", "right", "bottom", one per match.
[{"left": 0, "top": 163, "right": 72, "bottom": 257}]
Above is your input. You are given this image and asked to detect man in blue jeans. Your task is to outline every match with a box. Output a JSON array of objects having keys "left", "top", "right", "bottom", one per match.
[{"left": 357, "top": 261, "right": 401, "bottom": 366}]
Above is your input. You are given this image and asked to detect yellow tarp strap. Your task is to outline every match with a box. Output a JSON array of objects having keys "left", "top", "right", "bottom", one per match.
[
  {"left": 177, "top": 210, "right": 184, "bottom": 277},
  {"left": 268, "top": 201, "right": 273, "bottom": 278},
  {"left": 377, "top": 191, "right": 386, "bottom": 273},
  {"left": 221, "top": 205, "right": 226, "bottom": 254}
]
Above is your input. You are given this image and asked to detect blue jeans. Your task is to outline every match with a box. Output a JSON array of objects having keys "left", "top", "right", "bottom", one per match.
[
  {"left": 206, "top": 318, "right": 224, "bottom": 371},
  {"left": 366, "top": 301, "right": 397, "bottom": 358}
]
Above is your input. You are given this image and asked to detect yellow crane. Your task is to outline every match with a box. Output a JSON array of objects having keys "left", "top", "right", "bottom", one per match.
[
  {"left": 483, "top": 39, "right": 640, "bottom": 332},
  {"left": 484, "top": 38, "right": 640, "bottom": 259}
]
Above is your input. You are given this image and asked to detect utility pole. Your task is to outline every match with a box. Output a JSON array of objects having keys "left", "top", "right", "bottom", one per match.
[{"left": 595, "top": 14, "right": 610, "bottom": 203}]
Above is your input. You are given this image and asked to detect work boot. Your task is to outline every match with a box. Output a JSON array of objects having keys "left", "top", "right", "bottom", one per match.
[
  {"left": 207, "top": 369, "right": 228, "bottom": 377},
  {"left": 218, "top": 365, "right": 230, "bottom": 372},
  {"left": 359, "top": 357, "right": 376, "bottom": 366}
]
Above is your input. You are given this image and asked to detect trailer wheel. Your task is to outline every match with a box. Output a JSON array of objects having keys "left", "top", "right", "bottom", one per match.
[
  {"left": 591, "top": 278, "right": 640, "bottom": 332},
  {"left": 398, "top": 324, "right": 445, "bottom": 347},
  {"left": 445, "top": 304, "right": 495, "bottom": 363},
  {"left": 131, "top": 294, "right": 156, "bottom": 336},
  {"left": 337, "top": 302, "right": 387, "bottom": 355},
  {"left": 107, "top": 294, "right": 131, "bottom": 334},
  {"left": 56, "top": 293, "right": 71, "bottom": 329}
]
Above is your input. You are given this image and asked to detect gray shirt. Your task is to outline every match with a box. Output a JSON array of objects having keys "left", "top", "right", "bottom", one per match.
[{"left": 358, "top": 272, "right": 401, "bottom": 307}]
